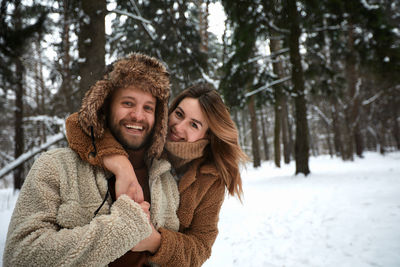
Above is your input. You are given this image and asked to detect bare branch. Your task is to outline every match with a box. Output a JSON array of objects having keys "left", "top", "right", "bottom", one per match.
[{"left": 245, "top": 76, "right": 291, "bottom": 98}]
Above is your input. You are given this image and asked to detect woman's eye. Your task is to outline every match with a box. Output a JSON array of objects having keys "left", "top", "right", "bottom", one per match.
[
  {"left": 191, "top": 122, "right": 198, "bottom": 129},
  {"left": 175, "top": 111, "right": 183, "bottom": 118}
]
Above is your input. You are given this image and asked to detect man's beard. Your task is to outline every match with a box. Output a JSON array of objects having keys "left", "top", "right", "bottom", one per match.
[{"left": 108, "top": 119, "right": 154, "bottom": 151}]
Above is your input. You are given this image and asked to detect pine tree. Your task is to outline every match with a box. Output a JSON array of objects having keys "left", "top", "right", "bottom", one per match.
[
  {"left": 107, "top": 0, "right": 210, "bottom": 97},
  {"left": 0, "top": 0, "right": 47, "bottom": 188},
  {"left": 285, "top": 0, "right": 310, "bottom": 175},
  {"left": 78, "top": 0, "right": 106, "bottom": 99}
]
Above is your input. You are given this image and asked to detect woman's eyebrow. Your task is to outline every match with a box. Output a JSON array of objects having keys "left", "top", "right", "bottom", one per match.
[
  {"left": 177, "top": 106, "right": 184, "bottom": 115},
  {"left": 191, "top": 118, "right": 203, "bottom": 127}
]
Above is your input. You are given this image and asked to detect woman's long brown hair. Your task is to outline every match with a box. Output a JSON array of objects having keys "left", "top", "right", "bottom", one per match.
[{"left": 169, "top": 83, "right": 249, "bottom": 200}]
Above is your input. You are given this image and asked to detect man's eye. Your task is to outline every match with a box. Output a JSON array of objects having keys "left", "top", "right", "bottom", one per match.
[
  {"left": 122, "top": 102, "right": 133, "bottom": 107},
  {"left": 144, "top": 106, "right": 154, "bottom": 112}
]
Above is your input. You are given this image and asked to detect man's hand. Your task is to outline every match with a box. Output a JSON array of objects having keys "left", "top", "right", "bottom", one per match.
[{"left": 103, "top": 154, "right": 144, "bottom": 202}]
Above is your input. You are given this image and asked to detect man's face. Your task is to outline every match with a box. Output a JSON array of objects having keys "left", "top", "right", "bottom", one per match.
[{"left": 108, "top": 85, "right": 156, "bottom": 150}]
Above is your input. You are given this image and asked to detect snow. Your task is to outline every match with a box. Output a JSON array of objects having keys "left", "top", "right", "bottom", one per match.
[
  {"left": 0, "top": 133, "right": 65, "bottom": 179},
  {"left": 0, "top": 188, "right": 17, "bottom": 261},
  {"left": 1, "top": 152, "right": 399, "bottom": 266},
  {"left": 204, "top": 152, "right": 400, "bottom": 267},
  {"left": 208, "top": 2, "right": 226, "bottom": 42},
  {"left": 245, "top": 76, "right": 291, "bottom": 98},
  {"left": 360, "top": 0, "right": 380, "bottom": 10}
]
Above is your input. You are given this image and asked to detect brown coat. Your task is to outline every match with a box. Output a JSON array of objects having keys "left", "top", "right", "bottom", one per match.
[
  {"left": 150, "top": 159, "right": 225, "bottom": 267},
  {"left": 65, "top": 114, "right": 226, "bottom": 267}
]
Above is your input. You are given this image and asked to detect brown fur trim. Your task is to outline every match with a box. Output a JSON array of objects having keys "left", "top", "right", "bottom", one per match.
[{"left": 78, "top": 53, "right": 170, "bottom": 159}]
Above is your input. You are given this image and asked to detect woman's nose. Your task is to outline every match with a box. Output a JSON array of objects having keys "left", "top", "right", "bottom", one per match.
[{"left": 174, "top": 121, "right": 187, "bottom": 137}]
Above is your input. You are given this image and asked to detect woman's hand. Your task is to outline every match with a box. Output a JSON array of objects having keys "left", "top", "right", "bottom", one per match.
[
  {"left": 103, "top": 154, "right": 144, "bottom": 202},
  {"left": 131, "top": 222, "right": 161, "bottom": 254},
  {"left": 132, "top": 201, "right": 161, "bottom": 254}
]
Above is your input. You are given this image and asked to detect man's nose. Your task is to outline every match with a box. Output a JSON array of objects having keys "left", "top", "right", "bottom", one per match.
[{"left": 130, "top": 107, "right": 145, "bottom": 121}]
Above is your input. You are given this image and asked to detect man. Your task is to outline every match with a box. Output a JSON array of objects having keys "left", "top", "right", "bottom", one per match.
[{"left": 3, "top": 53, "right": 179, "bottom": 267}]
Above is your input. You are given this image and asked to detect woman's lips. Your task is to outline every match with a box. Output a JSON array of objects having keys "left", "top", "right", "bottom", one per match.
[{"left": 168, "top": 131, "right": 183, "bottom": 142}]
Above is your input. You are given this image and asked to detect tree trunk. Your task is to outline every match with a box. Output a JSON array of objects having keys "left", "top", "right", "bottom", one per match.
[
  {"left": 343, "top": 22, "right": 362, "bottom": 161},
  {"left": 78, "top": 0, "right": 106, "bottom": 98},
  {"left": 260, "top": 106, "right": 270, "bottom": 161},
  {"left": 391, "top": 98, "right": 400, "bottom": 150},
  {"left": 242, "top": 107, "right": 249, "bottom": 151},
  {"left": 60, "top": 0, "right": 73, "bottom": 113},
  {"left": 354, "top": 123, "right": 363, "bottom": 157},
  {"left": 287, "top": 106, "right": 295, "bottom": 161},
  {"left": 198, "top": 0, "right": 209, "bottom": 53},
  {"left": 273, "top": 98, "right": 281, "bottom": 167},
  {"left": 270, "top": 37, "right": 283, "bottom": 167},
  {"left": 248, "top": 94, "right": 261, "bottom": 167},
  {"left": 271, "top": 34, "right": 291, "bottom": 164},
  {"left": 12, "top": 2, "right": 25, "bottom": 189},
  {"left": 287, "top": 0, "right": 310, "bottom": 175},
  {"left": 34, "top": 38, "right": 47, "bottom": 145},
  {"left": 331, "top": 97, "right": 343, "bottom": 157},
  {"left": 377, "top": 123, "right": 386, "bottom": 154},
  {"left": 326, "top": 127, "right": 333, "bottom": 157},
  {"left": 281, "top": 94, "right": 291, "bottom": 163},
  {"left": 13, "top": 56, "right": 25, "bottom": 189}
]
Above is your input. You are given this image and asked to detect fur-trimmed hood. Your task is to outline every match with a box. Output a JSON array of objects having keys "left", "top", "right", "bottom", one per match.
[{"left": 78, "top": 53, "right": 170, "bottom": 159}]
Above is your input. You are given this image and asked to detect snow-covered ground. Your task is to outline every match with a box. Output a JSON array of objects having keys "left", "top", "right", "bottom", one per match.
[
  {"left": 1, "top": 152, "right": 399, "bottom": 266},
  {"left": 0, "top": 187, "right": 17, "bottom": 263},
  {"left": 204, "top": 152, "right": 400, "bottom": 267}
]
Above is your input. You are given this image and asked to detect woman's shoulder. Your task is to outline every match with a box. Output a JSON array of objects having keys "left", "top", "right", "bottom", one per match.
[{"left": 198, "top": 161, "right": 219, "bottom": 177}]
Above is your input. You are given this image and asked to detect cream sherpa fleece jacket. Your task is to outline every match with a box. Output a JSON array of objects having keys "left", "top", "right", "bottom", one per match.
[{"left": 3, "top": 148, "right": 179, "bottom": 267}]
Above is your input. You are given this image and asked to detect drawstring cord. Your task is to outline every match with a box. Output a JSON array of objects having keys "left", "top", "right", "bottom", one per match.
[
  {"left": 90, "top": 125, "right": 106, "bottom": 218},
  {"left": 89, "top": 126, "right": 97, "bottom": 157},
  {"left": 93, "top": 184, "right": 110, "bottom": 218}
]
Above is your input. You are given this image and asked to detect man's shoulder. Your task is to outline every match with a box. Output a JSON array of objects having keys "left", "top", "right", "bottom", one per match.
[
  {"left": 33, "top": 147, "right": 102, "bottom": 177},
  {"left": 40, "top": 147, "right": 80, "bottom": 160},
  {"left": 35, "top": 147, "right": 87, "bottom": 168}
]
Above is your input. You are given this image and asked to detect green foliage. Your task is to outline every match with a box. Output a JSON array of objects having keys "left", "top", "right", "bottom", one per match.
[
  {"left": 219, "top": 0, "right": 267, "bottom": 108},
  {"left": 108, "top": 0, "right": 211, "bottom": 95}
]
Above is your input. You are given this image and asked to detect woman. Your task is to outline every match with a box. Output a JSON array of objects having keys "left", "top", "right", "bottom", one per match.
[{"left": 66, "top": 83, "right": 248, "bottom": 266}]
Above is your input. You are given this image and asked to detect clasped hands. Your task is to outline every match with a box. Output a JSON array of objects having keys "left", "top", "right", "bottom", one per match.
[{"left": 103, "top": 154, "right": 161, "bottom": 254}]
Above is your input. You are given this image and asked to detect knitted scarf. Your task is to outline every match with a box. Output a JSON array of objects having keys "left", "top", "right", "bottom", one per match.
[{"left": 164, "top": 139, "right": 209, "bottom": 176}]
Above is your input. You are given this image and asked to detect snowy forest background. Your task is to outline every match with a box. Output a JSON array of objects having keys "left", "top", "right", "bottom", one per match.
[{"left": 0, "top": 0, "right": 399, "bottom": 189}]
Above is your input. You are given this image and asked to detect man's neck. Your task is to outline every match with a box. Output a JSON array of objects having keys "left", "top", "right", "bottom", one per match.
[
  {"left": 126, "top": 147, "right": 151, "bottom": 203},
  {"left": 126, "top": 148, "right": 146, "bottom": 169}
]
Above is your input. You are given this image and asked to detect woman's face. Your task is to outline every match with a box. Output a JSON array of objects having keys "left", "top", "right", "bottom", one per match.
[{"left": 167, "top": 97, "right": 209, "bottom": 142}]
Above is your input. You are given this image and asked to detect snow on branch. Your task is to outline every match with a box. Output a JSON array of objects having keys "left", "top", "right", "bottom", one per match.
[
  {"left": 268, "top": 21, "right": 290, "bottom": 34},
  {"left": 247, "top": 48, "right": 290, "bottom": 65},
  {"left": 362, "top": 91, "right": 383, "bottom": 106},
  {"left": 313, "top": 106, "right": 332, "bottom": 126},
  {"left": 109, "top": 8, "right": 152, "bottom": 24},
  {"left": 360, "top": 0, "right": 380, "bottom": 10},
  {"left": 128, "top": 0, "right": 158, "bottom": 43},
  {"left": 245, "top": 76, "right": 291, "bottom": 98},
  {"left": 199, "top": 68, "right": 219, "bottom": 89},
  {"left": 309, "top": 25, "right": 341, "bottom": 33},
  {"left": 0, "top": 133, "right": 65, "bottom": 179}
]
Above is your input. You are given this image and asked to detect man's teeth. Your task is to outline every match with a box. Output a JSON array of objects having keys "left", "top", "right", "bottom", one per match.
[{"left": 126, "top": 125, "right": 143, "bottom": 130}]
